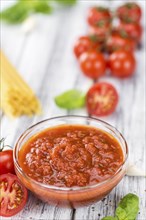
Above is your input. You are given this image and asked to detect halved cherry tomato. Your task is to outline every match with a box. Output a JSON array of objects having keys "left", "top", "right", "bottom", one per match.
[
  {"left": 106, "top": 33, "right": 136, "bottom": 53},
  {"left": 117, "top": 2, "right": 142, "bottom": 23},
  {"left": 118, "top": 22, "right": 142, "bottom": 43},
  {"left": 73, "top": 36, "right": 102, "bottom": 58},
  {"left": 79, "top": 50, "right": 106, "bottom": 79},
  {"left": 86, "top": 82, "right": 119, "bottom": 117},
  {"left": 0, "top": 138, "right": 15, "bottom": 175},
  {"left": 108, "top": 50, "right": 136, "bottom": 78},
  {"left": 87, "top": 7, "right": 112, "bottom": 26},
  {"left": 0, "top": 173, "right": 28, "bottom": 217}
]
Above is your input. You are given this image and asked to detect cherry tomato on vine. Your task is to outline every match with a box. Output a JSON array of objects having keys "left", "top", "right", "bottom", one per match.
[
  {"left": 118, "top": 22, "right": 142, "bottom": 43},
  {"left": 79, "top": 50, "right": 106, "bottom": 79},
  {"left": 0, "top": 138, "right": 15, "bottom": 175},
  {"left": 87, "top": 7, "right": 112, "bottom": 27},
  {"left": 117, "top": 2, "right": 142, "bottom": 23},
  {"left": 73, "top": 36, "right": 102, "bottom": 58},
  {"left": 108, "top": 50, "right": 136, "bottom": 78},
  {"left": 0, "top": 173, "right": 28, "bottom": 217},
  {"left": 89, "top": 21, "right": 111, "bottom": 42},
  {"left": 86, "top": 82, "right": 119, "bottom": 117},
  {"left": 106, "top": 33, "right": 136, "bottom": 53}
]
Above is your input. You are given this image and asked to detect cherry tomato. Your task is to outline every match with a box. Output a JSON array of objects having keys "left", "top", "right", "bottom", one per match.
[
  {"left": 79, "top": 50, "right": 106, "bottom": 79},
  {"left": 87, "top": 7, "right": 112, "bottom": 26},
  {"left": 0, "top": 150, "right": 15, "bottom": 175},
  {"left": 89, "top": 21, "right": 111, "bottom": 42},
  {"left": 0, "top": 173, "right": 28, "bottom": 217},
  {"left": 106, "top": 33, "right": 136, "bottom": 53},
  {"left": 117, "top": 2, "right": 142, "bottom": 23},
  {"left": 118, "top": 22, "right": 142, "bottom": 43},
  {"left": 73, "top": 36, "right": 102, "bottom": 58},
  {"left": 86, "top": 82, "right": 119, "bottom": 117},
  {"left": 108, "top": 50, "right": 136, "bottom": 78},
  {"left": 0, "top": 138, "right": 15, "bottom": 175}
]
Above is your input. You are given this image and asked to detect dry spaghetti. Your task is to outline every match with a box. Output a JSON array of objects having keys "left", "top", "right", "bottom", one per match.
[{"left": 0, "top": 51, "right": 41, "bottom": 118}]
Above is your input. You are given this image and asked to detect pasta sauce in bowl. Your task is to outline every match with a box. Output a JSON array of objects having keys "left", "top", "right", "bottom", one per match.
[{"left": 14, "top": 116, "right": 128, "bottom": 208}]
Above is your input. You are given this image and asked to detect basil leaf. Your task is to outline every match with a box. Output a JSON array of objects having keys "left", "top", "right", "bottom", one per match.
[
  {"left": 102, "top": 217, "right": 118, "bottom": 220},
  {"left": 55, "top": 89, "right": 85, "bottom": 110},
  {"left": 32, "top": 2, "right": 52, "bottom": 14},
  {"left": 0, "top": 0, "right": 75, "bottom": 24},
  {"left": 20, "top": 0, "right": 52, "bottom": 14},
  {"left": 115, "top": 193, "right": 139, "bottom": 220},
  {"left": 0, "top": 0, "right": 52, "bottom": 24},
  {"left": 54, "top": 0, "right": 77, "bottom": 5},
  {"left": 0, "top": 2, "right": 29, "bottom": 24}
]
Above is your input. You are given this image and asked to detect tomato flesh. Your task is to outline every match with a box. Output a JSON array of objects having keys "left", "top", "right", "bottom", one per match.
[
  {"left": 0, "top": 173, "right": 28, "bottom": 217},
  {"left": 86, "top": 82, "right": 119, "bottom": 116}
]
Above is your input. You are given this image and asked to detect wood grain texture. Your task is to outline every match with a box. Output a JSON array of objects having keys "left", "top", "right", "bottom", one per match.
[{"left": 1, "top": 0, "right": 145, "bottom": 219}]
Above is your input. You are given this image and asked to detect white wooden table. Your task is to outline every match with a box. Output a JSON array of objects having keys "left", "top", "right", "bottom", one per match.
[{"left": 1, "top": 0, "right": 145, "bottom": 219}]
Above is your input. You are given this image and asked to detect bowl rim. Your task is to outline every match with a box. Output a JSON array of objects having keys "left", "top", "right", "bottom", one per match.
[{"left": 14, "top": 115, "right": 128, "bottom": 191}]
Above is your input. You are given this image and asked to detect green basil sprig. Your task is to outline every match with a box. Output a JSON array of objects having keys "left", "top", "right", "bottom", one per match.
[{"left": 102, "top": 193, "right": 139, "bottom": 220}]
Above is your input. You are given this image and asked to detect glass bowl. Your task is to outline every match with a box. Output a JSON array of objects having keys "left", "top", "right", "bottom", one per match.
[{"left": 14, "top": 116, "right": 128, "bottom": 208}]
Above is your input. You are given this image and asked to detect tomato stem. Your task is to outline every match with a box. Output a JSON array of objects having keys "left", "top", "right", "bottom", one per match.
[{"left": 0, "top": 138, "right": 13, "bottom": 151}]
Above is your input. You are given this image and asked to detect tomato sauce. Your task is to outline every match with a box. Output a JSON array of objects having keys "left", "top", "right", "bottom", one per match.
[{"left": 19, "top": 125, "right": 124, "bottom": 188}]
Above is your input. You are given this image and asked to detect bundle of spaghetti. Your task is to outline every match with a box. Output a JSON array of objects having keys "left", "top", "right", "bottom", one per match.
[{"left": 0, "top": 51, "right": 41, "bottom": 118}]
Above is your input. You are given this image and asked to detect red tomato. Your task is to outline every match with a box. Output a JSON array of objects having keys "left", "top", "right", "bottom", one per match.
[
  {"left": 108, "top": 50, "right": 136, "bottom": 78},
  {"left": 106, "top": 33, "right": 136, "bottom": 53},
  {"left": 79, "top": 50, "right": 106, "bottom": 79},
  {"left": 118, "top": 22, "right": 142, "bottom": 43},
  {"left": 86, "top": 82, "right": 119, "bottom": 116},
  {"left": 0, "top": 138, "right": 15, "bottom": 175},
  {"left": 89, "top": 21, "right": 111, "bottom": 42},
  {"left": 0, "top": 150, "right": 15, "bottom": 175},
  {"left": 117, "top": 2, "right": 142, "bottom": 23},
  {"left": 87, "top": 7, "right": 112, "bottom": 26},
  {"left": 73, "top": 36, "right": 102, "bottom": 58},
  {"left": 0, "top": 173, "right": 28, "bottom": 217}
]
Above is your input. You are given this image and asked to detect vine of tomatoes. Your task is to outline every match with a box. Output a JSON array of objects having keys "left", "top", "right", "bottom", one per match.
[{"left": 73, "top": 2, "right": 142, "bottom": 117}]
